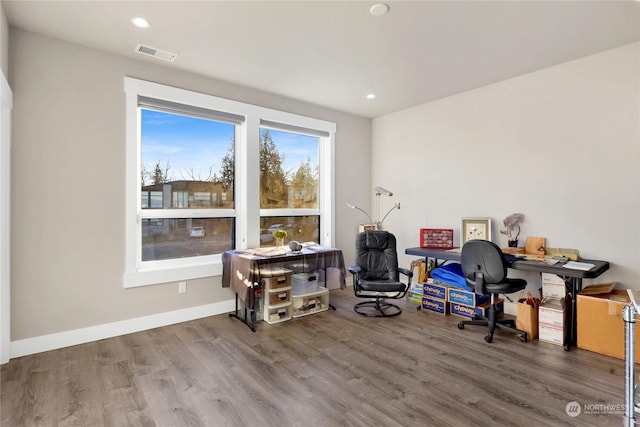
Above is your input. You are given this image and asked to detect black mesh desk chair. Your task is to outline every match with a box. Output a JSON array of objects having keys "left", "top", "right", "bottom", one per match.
[{"left": 458, "top": 239, "right": 528, "bottom": 343}]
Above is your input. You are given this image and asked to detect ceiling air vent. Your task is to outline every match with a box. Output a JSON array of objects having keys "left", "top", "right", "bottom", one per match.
[{"left": 135, "top": 44, "right": 177, "bottom": 63}]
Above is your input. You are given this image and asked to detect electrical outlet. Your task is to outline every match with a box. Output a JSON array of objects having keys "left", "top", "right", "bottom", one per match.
[{"left": 178, "top": 281, "right": 187, "bottom": 294}]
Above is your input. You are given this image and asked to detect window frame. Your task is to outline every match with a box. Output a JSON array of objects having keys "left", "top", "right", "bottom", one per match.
[{"left": 124, "top": 77, "right": 336, "bottom": 288}]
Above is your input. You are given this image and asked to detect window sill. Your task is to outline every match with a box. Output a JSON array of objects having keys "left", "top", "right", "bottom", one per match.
[{"left": 123, "top": 259, "right": 223, "bottom": 288}]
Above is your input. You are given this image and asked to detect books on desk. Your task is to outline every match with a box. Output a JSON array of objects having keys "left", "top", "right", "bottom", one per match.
[
  {"left": 303, "top": 243, "right": 331, "bottom": 252},
  {"left": 252, "top": 248, "right": 287, "bottom": 257},
  {"left": 562, "top": 261, "right": 595, "bottom": 271}
]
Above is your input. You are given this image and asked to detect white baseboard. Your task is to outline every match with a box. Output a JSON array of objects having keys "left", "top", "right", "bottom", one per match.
[{"left": 9, "top": 299, "right": 236, "bottom": 360}]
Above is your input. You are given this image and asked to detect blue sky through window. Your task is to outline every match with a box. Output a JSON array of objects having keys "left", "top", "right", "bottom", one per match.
[
  {"left": 261, "top": 128, "right": 319, "bottom": 176},
  {"left": 141, "top": 109, "right": 318, "bottom": 182}
]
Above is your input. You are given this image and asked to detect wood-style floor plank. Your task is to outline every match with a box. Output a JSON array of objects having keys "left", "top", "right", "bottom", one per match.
[{"left": 1, "top": 290, "right": 628, "bottom": 426}]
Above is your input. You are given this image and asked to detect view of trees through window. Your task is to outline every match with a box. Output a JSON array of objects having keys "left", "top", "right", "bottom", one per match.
[
  {"left": 259, "top": 127, "right": 320, "bottom": 247},
  {"left": 260, "top": 128, "right": 319, "bottom": 209},
  {"left": 139, "top": 110, "right": 320, "bottom": 260}
]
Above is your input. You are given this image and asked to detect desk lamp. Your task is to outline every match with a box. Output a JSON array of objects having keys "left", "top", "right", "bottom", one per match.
[{"left": 347, "top": 186, "right": 400, "bottom": 230}]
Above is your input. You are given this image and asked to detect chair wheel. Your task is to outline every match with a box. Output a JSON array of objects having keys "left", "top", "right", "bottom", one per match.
[
  {"left": 484, "top": 334, "right": 493, "bottom": 343},
  {"left": 520, "top": 334, "right": 528, "bottom": 343},
  {"left": 457, "top": 322, "right": 464, "bottom": 329}
]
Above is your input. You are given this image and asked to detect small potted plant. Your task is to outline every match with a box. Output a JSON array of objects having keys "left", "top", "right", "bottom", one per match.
[
  {"left": 272, "top": 229, "right": 287, "bottom": 247},
  {"left": 500, "top": 213, "right": 524, "bottom": 247}
]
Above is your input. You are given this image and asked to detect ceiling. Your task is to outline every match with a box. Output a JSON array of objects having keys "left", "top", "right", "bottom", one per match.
[{"left": 4, "top": 1, "right": 639, "bottom": 118}]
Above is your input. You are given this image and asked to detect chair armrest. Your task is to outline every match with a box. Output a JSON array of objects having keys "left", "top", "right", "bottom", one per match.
[
  {"left": 398, "top": 267, "right": 413, "bottom": 287},
  {"left": 347, "top": 265, "right": 361, "bottom": 275},
  {"left": 398, "top": 267, "right": 412, "bottom": 278}
]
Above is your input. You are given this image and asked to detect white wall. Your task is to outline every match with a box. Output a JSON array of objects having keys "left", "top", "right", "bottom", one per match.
[{"left": 373, "top": 42, "right": 640, "bottom": 310}]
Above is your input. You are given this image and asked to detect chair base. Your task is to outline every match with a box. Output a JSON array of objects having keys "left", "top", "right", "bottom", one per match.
[
  {"left": 457, "top": 316, "right": 528, "bottom": 343},
  {"left": 354, "top": 299, "right": 402, "bottom": 317}
]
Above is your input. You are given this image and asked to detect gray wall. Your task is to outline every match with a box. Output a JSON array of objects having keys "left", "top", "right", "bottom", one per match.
[
  {"left": 372, "top": 42, "right": 640, "bottom": 313},
  {"left": 11, "top": 24, "right": 637, "bottom": 344},
  {"left": 9, "top": 28, "right": 370, "bottom": 341}
]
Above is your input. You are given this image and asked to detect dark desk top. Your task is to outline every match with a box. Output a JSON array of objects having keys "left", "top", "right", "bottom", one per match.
[{"left": 405, "top": 247, "right": 610, "bottom": 279}]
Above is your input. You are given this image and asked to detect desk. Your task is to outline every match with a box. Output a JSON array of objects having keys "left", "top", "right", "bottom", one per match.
[
  {"left": 222, "top": 247, "right": 347, "bottom": 331},
  {"left": 405, "top": 247, "right": 610, "bottom": 350}
]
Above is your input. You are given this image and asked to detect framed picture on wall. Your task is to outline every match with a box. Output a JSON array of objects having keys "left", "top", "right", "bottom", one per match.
[{"left": 461, "top": 217, "right": 492, "bottom": 247}]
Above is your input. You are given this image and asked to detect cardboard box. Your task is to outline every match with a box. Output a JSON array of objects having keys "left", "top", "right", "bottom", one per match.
[
  {"left": 450, "top": 299, "right": 504, "bottom": 319},
  {"left": 421, "top": 296, "right": 450, "bottom": 315},
  {"left": 516, "top": 301, "right": 538, "bottom": 340},
  {"left": 423, "top": 283, "right": 448, "bottom": 300},
  {"left": 525, "top": 236, "right": 546, "bottom": 256},
  {"left": 542, "top": 283, "right": 565, "bottom": 299},
  {"left": 542, "top": 273, "right": 566, "bottom": 298},
  {"left": 448, "top": 288, "right": 490, "bottom": 307},
  {"left": 538, "top": 297, "right": 567, "bottom": 328},
  {"left": 577, "top": 288, "right": 640, "bottom": 361},
  {"left": 539, "top": 323, "right": 566, "bottom": 346}
]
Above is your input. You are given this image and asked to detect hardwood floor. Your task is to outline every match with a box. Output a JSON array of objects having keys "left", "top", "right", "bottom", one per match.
[{"left": 1, "top": 290, "right": 627, "bottom": 426}]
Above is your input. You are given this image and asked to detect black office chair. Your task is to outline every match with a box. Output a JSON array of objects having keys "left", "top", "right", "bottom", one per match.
[
  {"left": 457, "top": 240, "right": 528, "bottom": 343},
  {"left": 348, "top": 230, "right": 412, "bottom": 317}
]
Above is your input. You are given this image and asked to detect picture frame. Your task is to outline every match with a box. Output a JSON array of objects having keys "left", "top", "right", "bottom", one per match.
[{"left": 461, "top": 217, "right": 492, "bottom": 247}]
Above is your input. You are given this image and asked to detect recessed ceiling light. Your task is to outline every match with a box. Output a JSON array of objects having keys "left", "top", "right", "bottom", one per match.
[
  {"left": 370, "top": 3, "right": 390, "bottom": 17},
  {"left": 131, "top": 17, "right": 150, "bottom": 29},
  {"left": 366, "top": 94, "right": 376, "bottom": 100}
]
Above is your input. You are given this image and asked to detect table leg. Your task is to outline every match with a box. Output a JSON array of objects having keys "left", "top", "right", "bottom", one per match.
[
  {"left": 322, "top": 267, "right": 337, "bottom": 310},
  {"left": 228, "top": 292, "right": 256, "bottom": 332},
  {"left": 564, "top": 277, "right": 581, "bottom": 351}
]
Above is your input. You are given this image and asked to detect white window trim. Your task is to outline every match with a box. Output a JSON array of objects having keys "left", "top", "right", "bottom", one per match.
[
  {"left": 0, "top": 70, "right": 13, "bottom": 364},
  {"left": 123, "top": 77, "right": 336, "bottom": 288}
]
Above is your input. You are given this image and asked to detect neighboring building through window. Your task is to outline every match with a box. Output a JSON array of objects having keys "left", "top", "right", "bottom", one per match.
[
  {"left": 138, "top": 101, "right": 238, "bottom": 264},
  {"left": 124, "top": 77, "right": 336, "bottom": 287}
]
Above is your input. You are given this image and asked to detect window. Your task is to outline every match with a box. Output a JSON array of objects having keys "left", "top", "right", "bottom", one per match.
[
  {"left": 259, "top": 216, "right": 319, "bottom": 246},
  {"left": 259, "top": 124, "right": 324, "bottom": 247},
  {"left": 124, "top": 77, "right": 335, "bottom": 287},
  {"left": 139, "top": 106, "right": 238, "bottom": 262}
]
